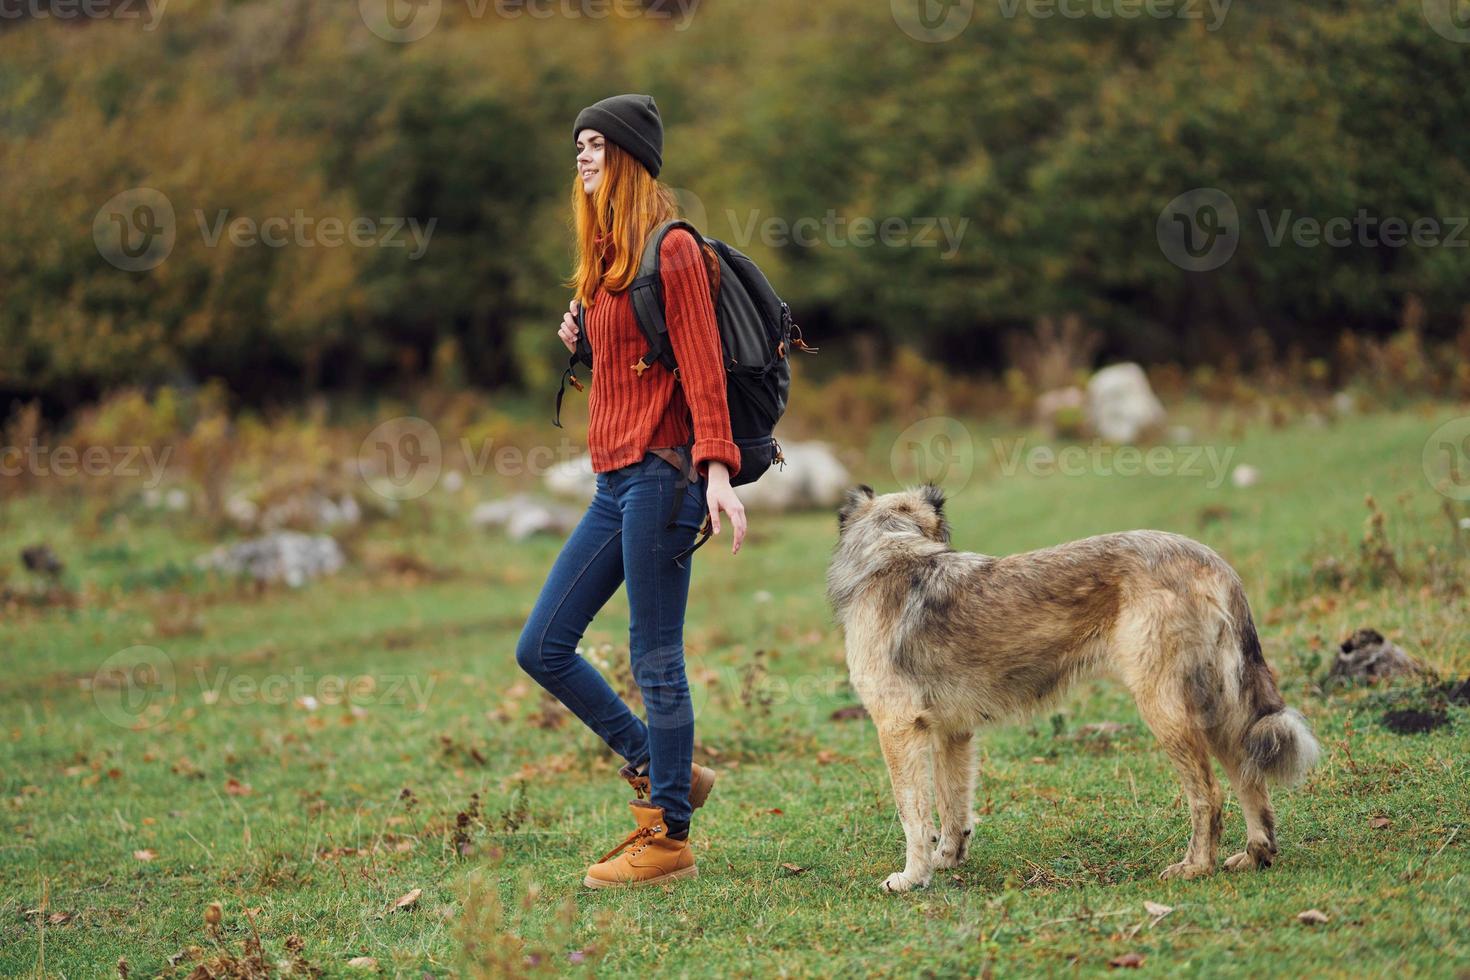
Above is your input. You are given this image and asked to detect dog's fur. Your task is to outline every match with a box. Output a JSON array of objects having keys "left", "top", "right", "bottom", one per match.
[{"left": 826, "top": 483, "right": 1320, "bottom": 892}]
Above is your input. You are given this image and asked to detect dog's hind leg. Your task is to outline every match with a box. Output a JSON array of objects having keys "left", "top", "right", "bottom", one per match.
[
  {"left": 1220, "top": 756, "right": 1278, "bottom": 871},
  {"left": 874, "top": 716, "right": 937, "bottom": 892},
  {"left": 931, "top": 729, "right": 976, "bottom": 870},
  {"left": 1133, "top": 692, "right": 1224, "bottom": 881}
]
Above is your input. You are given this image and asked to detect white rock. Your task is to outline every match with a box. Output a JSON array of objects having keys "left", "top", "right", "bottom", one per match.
[
  {"left": 225, "top": 494, "right": 259, "bottom": 529},
  {"left": 545, "top": 455, "right": 596, "bottom": 499},
  {"left": 442, "top": 470, "right": 465, "bottom": 493},
  {"left": 1166, "top": 425, "right": 1195, "bottom": 444},
  {"left": 473, "top": 494, "right": 581, "bottom": 541},
  {"left": 541, "top": 442, "right": 849, "bottom": 515},
  {"left": 164, "top": 488, "right": 190, "bottom": 512},
  {"left": 737, "top": 441, "right": 851, "bottom": 513},
  {"left": 1231, "top": 464, "right": 1260, "bottom": 488},
  {"left": 196, "top": 531, "right": 345, "bottom": 587},
  {"left": 1331, "top": 391, "right": 1356, "bottom": 416},
  {"left": 1086, "top": 363, "right": 1166, "bottom": 444}
]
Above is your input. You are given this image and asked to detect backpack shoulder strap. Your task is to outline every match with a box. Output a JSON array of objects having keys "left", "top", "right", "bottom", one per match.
[{"left": 630, "top": 219, "right": 705, "bottom": 375}]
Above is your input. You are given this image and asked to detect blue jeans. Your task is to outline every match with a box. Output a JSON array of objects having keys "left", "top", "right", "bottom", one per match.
[{"left": 515, "top": 451, "right": 707, "bottom": 831}]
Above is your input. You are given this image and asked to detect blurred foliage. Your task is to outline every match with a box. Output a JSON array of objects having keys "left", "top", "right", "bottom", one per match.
[{"left": 1, "top": 0, "right": 1468, "bottom": 417}]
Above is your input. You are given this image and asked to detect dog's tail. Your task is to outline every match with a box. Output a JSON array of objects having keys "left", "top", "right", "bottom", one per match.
[{"left": 1232, "top": 593, "right": 1321, "bottom": 787}]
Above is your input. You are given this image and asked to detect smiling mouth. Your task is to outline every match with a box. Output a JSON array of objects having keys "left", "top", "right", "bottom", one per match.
[{"left": 581, "top": 169, "right": 599, "bottom": 179}]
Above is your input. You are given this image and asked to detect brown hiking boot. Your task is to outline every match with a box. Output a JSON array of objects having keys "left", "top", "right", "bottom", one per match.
[
  {"left": 619, "top": 761, "right": 717, "bottom": 810},
  {"left": 583, "top": 800, "right": 697, "bottom": 889}
]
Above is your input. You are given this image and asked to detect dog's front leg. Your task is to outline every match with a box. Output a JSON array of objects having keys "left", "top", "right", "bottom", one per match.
[{"left": 874, "top": 719, "right": 935, "bottom": 892}]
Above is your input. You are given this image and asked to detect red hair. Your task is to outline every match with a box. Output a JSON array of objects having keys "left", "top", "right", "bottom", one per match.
[{"left": 566, "top": 140, "right": 680, "bottom": 308}]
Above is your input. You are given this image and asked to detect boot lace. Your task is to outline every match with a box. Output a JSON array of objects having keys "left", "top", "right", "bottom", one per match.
[{"left": 596, "top": 823, "right": 663, "bottom": 864}]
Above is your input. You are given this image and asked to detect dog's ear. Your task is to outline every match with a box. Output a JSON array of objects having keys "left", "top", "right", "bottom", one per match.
[
  {"left": 919, "top": 482, "right": 946, "bottom": 515},
  {"left": 919, "top": 482, "right": 951, "bottom": 544},
  {"left": 837, "top": 484, "right": 876, "bottom": 533}
]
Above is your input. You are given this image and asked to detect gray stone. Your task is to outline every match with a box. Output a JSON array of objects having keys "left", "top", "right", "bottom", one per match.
[{"left": 1086, "top": 363, "right": 1166, "bottom": 443}]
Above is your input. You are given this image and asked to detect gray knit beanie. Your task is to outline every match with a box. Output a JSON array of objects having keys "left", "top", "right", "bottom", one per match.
[{"left": 573, "top": 93, "right": 663, "bottom": 178}]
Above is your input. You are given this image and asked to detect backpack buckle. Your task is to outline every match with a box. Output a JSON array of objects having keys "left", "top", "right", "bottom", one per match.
[{"left": 632, "top": 357, "right": 650, "bottom": 376}]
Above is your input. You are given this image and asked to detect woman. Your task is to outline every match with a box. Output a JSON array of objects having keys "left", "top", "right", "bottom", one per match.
[{"left": 515, "top": 93, "right": 747, "bottom": 889}]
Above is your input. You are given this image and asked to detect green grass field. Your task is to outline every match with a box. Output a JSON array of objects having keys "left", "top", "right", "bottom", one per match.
[{"left": 3, "top": 406, "right": 1467, "bottom": 977}]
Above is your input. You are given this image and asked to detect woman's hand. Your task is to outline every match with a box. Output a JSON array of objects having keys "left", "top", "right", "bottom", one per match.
[
  {"left": 704, "top": 462, "right": 746, "bottom": 555},
  {"left": 558, "top": 298, "right": 581, "bottom": 353}
]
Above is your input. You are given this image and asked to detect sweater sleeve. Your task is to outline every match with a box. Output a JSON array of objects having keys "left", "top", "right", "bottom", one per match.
[{"left": 659, "top": 228, "right": 741, "bottom": 482}]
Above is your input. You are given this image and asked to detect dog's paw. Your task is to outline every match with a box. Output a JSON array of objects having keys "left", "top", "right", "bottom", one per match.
[
  {"left": 880, "top": 870, "right": 929, "bottom": 893},
  {"left": 1224, "top": 847, "right": 1272, "bottom": 872},
  {"left": 1158, "top": 860, "right": 1214, "bottom": 881},
  {"left": 932, "top": 829, "right": 971, "bottom": 869}
]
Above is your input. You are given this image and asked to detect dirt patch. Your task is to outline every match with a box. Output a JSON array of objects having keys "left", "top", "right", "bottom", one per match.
[{"left": 1380, "top": 708, "right": 1450, "bottom": 735}]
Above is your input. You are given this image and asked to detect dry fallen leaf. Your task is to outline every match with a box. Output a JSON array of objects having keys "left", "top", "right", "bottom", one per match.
[
  {"left": 133, "top": 849, "right": 156, "bottom": 862},
  {"left": 780, "top": 862, "right": 806, "bottom": 875},
  {"left": 815, "top": 749, "right": 837, "bottom": 765},
  {"left": 1144, "top": 901, "right": 1174, "bottom": 922},
  {"left": 1297, "top": 908, "right": 1329, "bottom": 925},
  {"left": 1369, "top": 816, "right": 1391, "bottom": 830},
  {"left": 390, "top": 888, "right": 422, "bottom": 912},
  {"left": 1109, "top": 952, "right": 1145, "bottom": 969},
  {"left": 225, "top": 778, "right": 252, "bottom": 796},
  {"left": 204, "top": 902, "right": 222, "bottom": 927},
  {"left": 347, "top": 957, "right": 378, "bottom": 969}
]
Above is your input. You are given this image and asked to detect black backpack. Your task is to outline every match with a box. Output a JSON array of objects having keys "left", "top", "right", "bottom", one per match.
[{"left": 554, "top": 219, "right": 816, "bottom": 477}]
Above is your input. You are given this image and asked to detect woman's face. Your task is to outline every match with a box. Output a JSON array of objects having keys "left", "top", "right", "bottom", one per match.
[{"left": 576, "top": 128, "right": 606, "bottom": 195}]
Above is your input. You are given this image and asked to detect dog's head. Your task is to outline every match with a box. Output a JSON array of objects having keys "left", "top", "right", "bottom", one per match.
[{"left": 836, "top": 482, "right": 951, "bottom": 545}]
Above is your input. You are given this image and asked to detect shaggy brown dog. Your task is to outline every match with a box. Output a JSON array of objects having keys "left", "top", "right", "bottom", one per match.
[{"left": 826, "top": 483, "right": 1320, "bottom": 892}]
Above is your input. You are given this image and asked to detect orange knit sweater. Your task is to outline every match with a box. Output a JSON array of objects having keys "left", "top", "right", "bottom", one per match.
[{"left": 585, "top": 228, "right": 741, "bottom": 482}]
